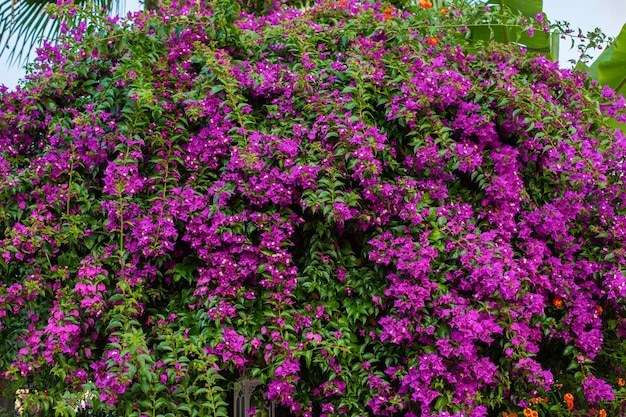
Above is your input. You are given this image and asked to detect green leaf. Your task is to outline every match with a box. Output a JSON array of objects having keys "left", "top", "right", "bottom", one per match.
[
  {"left": 593, "top": 23, "right": 626, "bottom": 94},
  {"left": 433, "top": 394, "right": 449, "bottom": 410},
  {"left": 492, "top": 0, "right": 542, "bottom": 20},
  {"left": 140, "top": 380, "right": 150, "bottom": 394},
  {"left": 469, "top": 0, "right": 552, "bottom": 57}
]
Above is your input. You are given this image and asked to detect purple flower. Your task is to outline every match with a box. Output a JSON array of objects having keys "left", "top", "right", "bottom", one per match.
[
  {"left": 275, "top": 358, "right": 300, "bottom": 378},
  {"left": 378, "top": 316, "right": 414, "bottom": 344},
  {"left": 582, "top": 375, "right": 615, "bottom": 403},
  {"left": 266, "top": 380, "right": 296, "bottom": 406},
  {"left": 222, "top": 328, "right": 246, "bottom": 353}
]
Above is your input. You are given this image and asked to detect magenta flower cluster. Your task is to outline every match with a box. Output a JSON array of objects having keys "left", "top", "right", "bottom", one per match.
[{"left": 0, "top": 0, "right": 625, "bottom": 416}]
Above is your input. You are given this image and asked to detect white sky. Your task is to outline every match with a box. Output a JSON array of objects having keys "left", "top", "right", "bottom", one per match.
[
  {"left": 543, "top": 0, "right": 626, "bottom": 64},
  {"left": 0, "top": 0, "right": 624, "bottom": 89}
]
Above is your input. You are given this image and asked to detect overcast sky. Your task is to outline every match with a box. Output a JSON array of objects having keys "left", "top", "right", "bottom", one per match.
[{"left": 0, "top": 0, "right": 625, "bottom": 89}]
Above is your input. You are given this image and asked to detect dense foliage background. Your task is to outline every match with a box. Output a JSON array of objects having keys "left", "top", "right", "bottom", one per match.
[{"left": 0, "top": 0, "right": 626, "bottom": 416}]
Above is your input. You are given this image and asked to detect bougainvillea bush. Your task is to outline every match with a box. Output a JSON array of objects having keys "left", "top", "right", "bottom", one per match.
[{"left": 1, "top": 0, "right": 626, "bottom": 416}]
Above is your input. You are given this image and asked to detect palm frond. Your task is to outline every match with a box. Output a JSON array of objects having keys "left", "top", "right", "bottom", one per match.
[{"left": 0, "top": 0, "right": 125, "bottom": 66}]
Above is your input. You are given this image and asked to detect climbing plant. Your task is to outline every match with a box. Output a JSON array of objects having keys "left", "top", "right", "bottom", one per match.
[{"left": 0, "top": 1, "right": 625, "bottom": 416}]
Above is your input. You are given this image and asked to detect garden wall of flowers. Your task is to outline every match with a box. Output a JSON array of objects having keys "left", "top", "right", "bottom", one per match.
[{"left": 0, "top": 0, "right": 625, "bottom": 416}]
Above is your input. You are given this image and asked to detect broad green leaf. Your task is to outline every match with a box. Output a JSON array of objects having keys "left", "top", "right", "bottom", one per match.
[
  {"left": 596, "top": 23, "right": 626, "bottom": 94},
  {"left": 550, "top": 30, "right": 560, "bottom": 62},
  {"left": 491, "top": 0, "right": 542, "bottom": 18},
  {"left": 469, "top": 0, "right": 552, "bottom": 58}
]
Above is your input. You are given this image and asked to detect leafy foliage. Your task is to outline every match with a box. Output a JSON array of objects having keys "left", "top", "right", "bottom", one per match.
[
  {"left": 588, "top": 23, "right": 626, "bottom": 95},
  {"left": 0, "top": 0, "right": 124, "bottom": 65},
  {"left": 1, "top": 1, "right": 626, "bottom": 416},
  {"left": 466, "top": 0, "right": 554, "bottom": 58}
]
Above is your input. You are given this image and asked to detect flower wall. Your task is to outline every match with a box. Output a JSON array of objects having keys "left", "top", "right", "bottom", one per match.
[{"left": 0, "top": 0, "right": 625, "bottom": 416}]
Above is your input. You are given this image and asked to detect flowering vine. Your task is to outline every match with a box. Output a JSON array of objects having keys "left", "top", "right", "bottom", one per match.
[{"left": 0, "top": 0, "right": 625, "bottom": 416}]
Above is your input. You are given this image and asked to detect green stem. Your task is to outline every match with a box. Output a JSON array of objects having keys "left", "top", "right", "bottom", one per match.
[
  {"left": 615, "top": 77, "right": 626, "bottom": 95},
  {"left": 119, "top": 198, "right": 125, "bottom": 281},
  {"left": 153, "top": 147, "right": 172, "bottom": 242},
  {"left": 66, "top": 171, "right": 72, "bottom": 216},
  {"left": 67, "top": 147, "right": 75, "bottom": 217},
  {"left": 498, "top": 0, "right": 510, "bottom": 44}
]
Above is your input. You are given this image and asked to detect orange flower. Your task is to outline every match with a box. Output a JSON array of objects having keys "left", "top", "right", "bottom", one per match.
[
  {"left": 530, "top": 411, "right": 538, "bottom": 417},
  {"left": 552, "top": 297, "right": 564, "bottom": 308},
  {"left": 598, "top": 409, "right": 607, "bottom": 417},
  {"left": 510, "top": 414, "right": 518, "bottom": 417},
  {"left": 618, "top": 377, "right": 625, "bottom": 387},
  {"left": 563, "top": 393, "right": 574, "bottom": 402},
  {"left": 383, "top": 6, "right": 393, "bottom": 20},
  {"left": 440, "top": 6, "right": 449, "bottom": 14},
  {"left": 427, "top": 37, "right": 439, "bottom": 45},
  {"left": 595, "top": 305, "right": 603, "bottom": 314},
  {"left": 418, "top": 1, "right": 433, "bottom": 8},
  {"left": 522, "top": 409, "right": 533, "bottom": 417}
]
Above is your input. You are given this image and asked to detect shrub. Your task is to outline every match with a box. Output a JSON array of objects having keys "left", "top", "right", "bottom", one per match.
[{"left": 0, "top": 0, "right": 625, "bottom": 416}]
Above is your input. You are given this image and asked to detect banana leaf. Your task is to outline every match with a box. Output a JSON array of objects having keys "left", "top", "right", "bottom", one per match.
[
  {"left": 590, "top": 23, "right": 626, "bottom": 94},
  {"left": 467, "top": 0, "right": 553, "bottom": 59}
]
